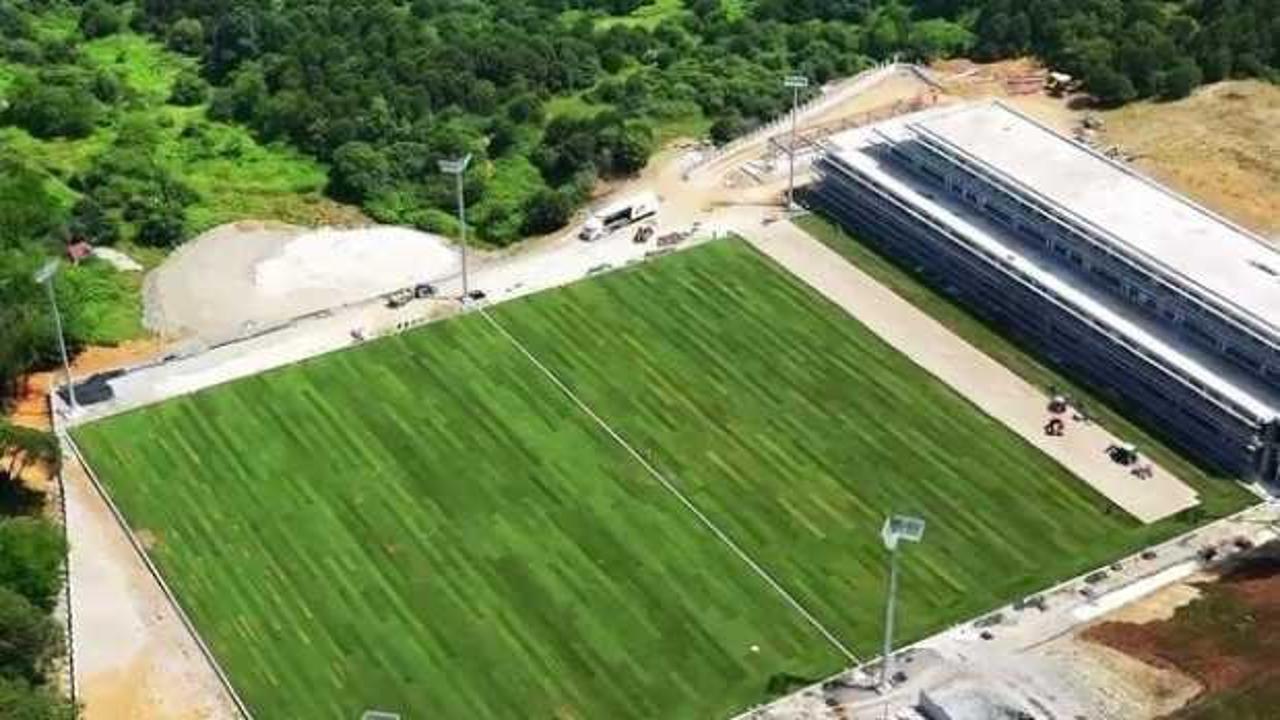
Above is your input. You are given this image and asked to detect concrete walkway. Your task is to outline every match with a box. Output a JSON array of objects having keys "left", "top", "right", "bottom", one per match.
[
  {"left": 61, "top": 442, "right": 239, "bottom": 719},
  {"left": 739, "top": 219, "right": 1199, "bottom": 524}
]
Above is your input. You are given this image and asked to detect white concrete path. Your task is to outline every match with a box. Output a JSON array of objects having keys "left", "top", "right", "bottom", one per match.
[{"left": 739, "top": 219, "right": 1200, "bottom": 524}]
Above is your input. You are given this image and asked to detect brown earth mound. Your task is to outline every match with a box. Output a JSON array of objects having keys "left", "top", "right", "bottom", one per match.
[{"left": 1086, "top": 542, "right": 1280, "bottom": 718}]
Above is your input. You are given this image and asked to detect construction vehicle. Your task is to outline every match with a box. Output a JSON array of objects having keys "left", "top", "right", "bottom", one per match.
[
  {"left": 385, "top": 288, "right": 413, "bottom": 308},
  {"left": 1045, "top": 71, "right": 1076, "bottom": 97},
  {"left": 579, "top": 191, "right": 659, "bottom": 241}
]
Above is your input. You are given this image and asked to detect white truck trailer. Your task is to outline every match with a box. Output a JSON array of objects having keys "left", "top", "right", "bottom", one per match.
[{"left": 578, "top": 191, "right": 659, "bottom": 241}]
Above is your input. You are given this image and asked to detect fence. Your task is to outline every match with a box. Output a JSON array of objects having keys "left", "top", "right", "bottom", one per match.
[
  {"left": 47, "top": 397, "right": 75, "bottom": 710},
  {"left": 57, "top": 414, "right": 254, "bottom": 719},
  {"left": 682, "top": 61, "right": 906, "bottom": 179}
]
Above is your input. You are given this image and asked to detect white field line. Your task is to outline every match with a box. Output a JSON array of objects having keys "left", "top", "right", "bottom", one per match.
[{"left": 478, "top": 309, "right": 861, "bottom": 664}]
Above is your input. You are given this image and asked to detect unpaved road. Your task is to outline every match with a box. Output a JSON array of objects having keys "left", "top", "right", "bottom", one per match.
[{"left": 63, "top": 449, "right": 238, "bottom": 720}]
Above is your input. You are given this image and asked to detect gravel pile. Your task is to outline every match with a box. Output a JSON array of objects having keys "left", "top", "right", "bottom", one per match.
[{"left": 144, "top": 222, "right": 458, "bottom": 343}]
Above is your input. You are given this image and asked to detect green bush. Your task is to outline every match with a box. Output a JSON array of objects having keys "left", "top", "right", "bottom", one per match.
[
  {"left": 168, "top": 69, "right": 208, "bottom": 106},
  {"left": 1, "top": 80, "right": 100, "bottom": 140},
  {"left": 521, "top": 188, "right": 572, "bottom": 236},
  {"left": 0, "top": 519, "right": 66, "bottom": 611},
  {"left": 0, "top": 587, "right": 60, "bottom": 683},
  {"left": 0, "top": 676, "right": 76, "bottom": 720},
  {"left": 79, "top": 0, "right": 124, "bottom": 39}
]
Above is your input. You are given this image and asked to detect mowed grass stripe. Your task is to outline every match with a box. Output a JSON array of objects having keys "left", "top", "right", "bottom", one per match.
[
  {"left": 488, "top": 239, "right": 1188, "bottom": 652},
  {"left": 479, "top": 306, "right": 861, "bottom": 663},
  {"left": 74, "top": 316, "right": 843, "bottom": 718}
]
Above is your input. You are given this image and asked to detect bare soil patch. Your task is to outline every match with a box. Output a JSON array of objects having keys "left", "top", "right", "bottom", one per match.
[
  {"left": 6, "top": 339, "right": 165, "bottom": 431},
  {"left": 1099, "top": 81, "right": 1280, "bottom": 239},
  {"left": 1086, "top": 542, "right": 1280, "bottom": 718},
  {"left": 930, "top": 56, "right": 1083, "bottom": 132}
]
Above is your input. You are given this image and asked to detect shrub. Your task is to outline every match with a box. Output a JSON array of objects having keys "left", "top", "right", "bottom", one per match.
[
  {"left": 78, "top": 0, "right": 124, "bottom": 39},
  {"left": 521, "top": 188, "right": 572, "bottom": 235},
  {"left": 0, "top": 519, "right": 65, "bottom": 611},
  {"left": 0, "top": 587, "right": 60, "bottom": 682},
  {"left": 0, "top": 675, "right": 76, "bottom": 720},
  {"left": 168, "top": 70, "right": 208, "bottom": 106},
  {"left": 1, "top": 80, "right": 99, "bottom": 139}
]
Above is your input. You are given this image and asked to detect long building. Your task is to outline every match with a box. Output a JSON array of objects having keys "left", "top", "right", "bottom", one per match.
[{"left": 810, "top": 100, "right": 1280, "bottom": 483}]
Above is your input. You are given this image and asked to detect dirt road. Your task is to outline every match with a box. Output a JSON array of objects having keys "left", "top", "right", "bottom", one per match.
[{"left": 63, "top": 449, "right": 238, "bottom": 719}]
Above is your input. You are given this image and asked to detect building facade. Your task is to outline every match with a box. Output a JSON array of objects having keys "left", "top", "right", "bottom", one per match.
[{"left": 810, "top": 101, "right": 1280, "bottom": 483}]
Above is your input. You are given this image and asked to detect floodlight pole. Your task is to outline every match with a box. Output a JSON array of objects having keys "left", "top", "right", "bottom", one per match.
[
  {"left": 878, "top": 514, "right": 924, "bottom": 695},
  {"left": 784, "top": 75, "right": 808, "bottom": 211},
  {"left": 439, "top": 154, "right": 473, "bottom": 298},
  {"left": 879, "top": 542, "right": 900, "bottom": 693},
  {"left": 34, "top": 260, "right": 77, "bottom": 412}
]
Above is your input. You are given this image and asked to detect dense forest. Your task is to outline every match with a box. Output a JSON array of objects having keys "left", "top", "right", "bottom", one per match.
[{"left": 120, "top": 0, "right": 1275, "bottom": 244}]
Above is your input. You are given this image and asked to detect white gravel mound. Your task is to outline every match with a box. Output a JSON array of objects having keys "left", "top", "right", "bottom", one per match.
[
  {"left": 254, "top": 226, "right": 457, "bottom": 298},
  {"left": 144, "top": 221, "right": 459, "bottom": 343}
]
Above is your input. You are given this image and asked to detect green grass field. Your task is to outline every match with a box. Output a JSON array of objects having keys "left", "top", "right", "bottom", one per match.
[
  {"left": 795, "top": 213, "right": 1256, "bottom": 519},
  {"left": 73, "top": 240, "right": 1248, "bottom": 718}
]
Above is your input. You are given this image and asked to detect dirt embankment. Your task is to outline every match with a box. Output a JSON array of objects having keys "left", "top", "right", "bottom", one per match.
[
  {"left": 6, "top": 340, "right": 165, "bottom": 432},
  {"left": 1086, "top": 543, "right": 1280, "bottom": 718},
  {"left": 1099, "top": 81, "right": 1280, "bottom": 240}
]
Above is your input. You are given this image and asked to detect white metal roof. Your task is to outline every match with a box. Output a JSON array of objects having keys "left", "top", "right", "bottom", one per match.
[
  {"left": 906, "top": 101, "right": 1280, "bottom": 339},
  {"left": 822, "top": 123, "right": 1280, "bottom": 422}
]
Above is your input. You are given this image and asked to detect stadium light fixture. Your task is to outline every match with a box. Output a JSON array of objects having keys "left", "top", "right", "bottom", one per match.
[
  {"left": 33, "top": 259, "right": 78, "bottom": 412},
  {"left": 438, "top": 153, "right": 473, "bottom": 298},
  {"left": 879, "top": 514, "right": 925, "bottom": 693},
  {"left": 783, "top": 75, "right": 809, "bottom": 211}
]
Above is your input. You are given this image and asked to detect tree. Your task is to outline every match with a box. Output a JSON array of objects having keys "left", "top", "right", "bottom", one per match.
[
  {"left": 0, "top": 81, "right": 100, "bottom": 140},
  {"left": 90, "top": 70, "right": 122, "bottom": 104},
  {"left": 0, "top": 587, "right": 60, "bottom": 682},
  {"left": 487, "top": 118, "right": 519, "bottom": 157},
  {"left": 68, "top": 197, "right": 120, "bottom": 245},
  {"left": 1085, "top": 65, "right": 1137, "bottom": 106},
  {"left": 709, "top": 112, "right": 747, "bottom": 146},
  {"left": 78, "top": 0, "right": 123, "bottom": 39},
  {"left": 606, "top": 120, "right": 654, "bottom": 175},
  {"left": 135, "top": 202, "right": 186, "bottom": 247},
  {"left": 329, "top": 142, "right": 392, "bottom": 203},
  {"left": 168, "top": 69, "right": 208, "bottom": 106},
  {"left": 207, "top": 64, "right": 266, "bottom": 123},
  {"left": 521, "top": 188, "right": 572, "bottom": 235},
  {"left": 1161, "top": 58, "right": 1202, "bottom": 99},
  {"left": 206, "top": 6, "right": 259, "bottom": 81},
  {"left": 0, "top": 518, "right": 66, "bottom": 610},
  {"left": 166, "top": 17, "right": 204, "bottom": 55}
]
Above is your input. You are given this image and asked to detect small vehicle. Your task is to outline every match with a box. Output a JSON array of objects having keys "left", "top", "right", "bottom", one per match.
[
  {"left": 466, "top": 289, "right": 487, "bottom": 301},
  {"left": 414, "top": 283, "right": 437, "bottom": 299},
  {"left": 385, "top": 289, "right": 413, "bottom": 308}
]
